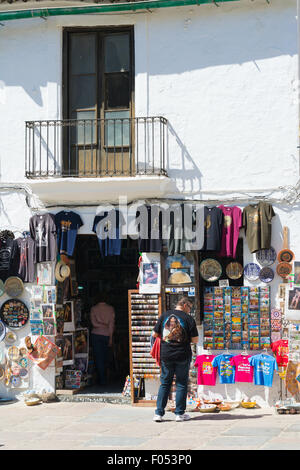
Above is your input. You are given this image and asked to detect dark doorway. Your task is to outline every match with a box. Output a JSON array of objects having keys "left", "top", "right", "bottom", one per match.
[{"left": 73, "top": 234, "right": 139, "bottom": 393}]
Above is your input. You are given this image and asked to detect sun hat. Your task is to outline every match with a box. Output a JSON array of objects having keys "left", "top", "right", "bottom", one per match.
[{"left": 55, "top": 261, "right": 71, "bottom": 282}]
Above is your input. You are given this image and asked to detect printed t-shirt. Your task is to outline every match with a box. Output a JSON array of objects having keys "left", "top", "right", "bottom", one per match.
[
  {"left": 230, "top": 354, "right": 253, "bottom": 383},
  {"left": 167, "top": 204, "right": 204, "bottom": 255},
  {"left": 92, "top": 210, "right": 125, "bottom": 257},
  {"left": 16, "top": 236, "right": 35, "bottom": 283},
  {"left": 271, "top": 339, "right": 289, "bottom": 368},
  {"left": 153, "top": 309, "right": 198, "bottom": 362},
  {"left": 0, "top": 238, "right": 20, "bottom": 281},
  {"left": 242, "top": 202, "right": 275, "bottom": 253},
  {"left": 29, "top": 213, "right": 57, "bottom": 262},
  {"left": 194, "top": 354, "right": 217, "bottom": 385},
  {"left": 218, "top": 205, "right": 242, "bottom": 258},
  {"left": 55, "top": 211, "right": 83, "bottom": 257},
  {"left": 248, "top": 354, "right": 278, "bottom": 387},
  {"left": 201, "top": 207, "right": 224, "bottom": 252},
  {"left": 136, "top": 205, "right": 163, "bottom": 253},
  {"left": 212, "top": 354, "right": 235, "bottom": 384}
]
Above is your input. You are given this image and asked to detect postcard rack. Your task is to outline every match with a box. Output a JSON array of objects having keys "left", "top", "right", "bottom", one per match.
[
  {"left": 128, "top": 290, "right": 162, "bottom": 406},
  {"left": 203, "top": 286, "right": 271, "bottom": 350}
]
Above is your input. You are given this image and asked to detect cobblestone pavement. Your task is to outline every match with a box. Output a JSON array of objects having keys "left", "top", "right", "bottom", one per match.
[{"left": 1, "top": 400, "right": 300, "bottom": 451}]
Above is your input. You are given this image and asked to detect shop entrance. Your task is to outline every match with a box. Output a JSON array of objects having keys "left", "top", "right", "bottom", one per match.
[{"left": 74, "top": 234, "right": 139, "bottom": 393}]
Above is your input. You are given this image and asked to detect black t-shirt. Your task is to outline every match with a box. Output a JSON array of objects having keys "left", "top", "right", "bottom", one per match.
[
  {"left": 0, "top": 238, "right": 20, "bottom": 281},
  {"left": 201, "top": 206, "right": 224, "bottom": 251},
  {"left": 136, "top": 205, "right": 163, "bottom": 253},
  {"left": 153, "top": 309, "right": 198, "bottom": 362}
]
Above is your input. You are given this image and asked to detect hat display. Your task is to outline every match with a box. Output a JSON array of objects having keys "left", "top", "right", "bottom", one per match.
[
  {"left": 168, "top": 271, "right": 192, "bottom": 284},
  {"left": 4, "top": 277, "right": 24, "bottom": 298},
  {"left": 55, "top": 261, "right": 71, "bottom": 282}
]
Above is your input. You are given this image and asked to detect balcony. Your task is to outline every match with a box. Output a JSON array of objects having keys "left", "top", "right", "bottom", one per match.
[{"left": 25, "top": 117, "right": 168, "bottom": 179}]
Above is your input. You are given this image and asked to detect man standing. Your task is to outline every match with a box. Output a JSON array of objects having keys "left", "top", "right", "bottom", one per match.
[{"left": 152, "top": 296, "right": 198, "bottom": 422}]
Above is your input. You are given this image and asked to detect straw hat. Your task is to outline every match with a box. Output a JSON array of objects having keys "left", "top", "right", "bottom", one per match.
[
  {"left": 4, "top": 277, "right": 24, "bottom": 297},
  {"left": 55, "top": 261, "right": 71, "bottom": 282}
]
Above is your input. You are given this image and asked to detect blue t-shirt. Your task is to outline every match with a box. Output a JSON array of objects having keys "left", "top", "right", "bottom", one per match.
[
  {"left": 248, "top": 354, "right": 278, "bottom": 387},
  {"left": 55, "top": 211, "right": 83, "bottom": 256},
  {"left": 92, "top": 210, "right": 125, "bottom": 257},
  {"left": 212, "top": 354, "right": 235, "bottom": 384}
]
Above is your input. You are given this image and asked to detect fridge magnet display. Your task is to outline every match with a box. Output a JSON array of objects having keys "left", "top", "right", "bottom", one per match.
[
  {"left": 139, "top": 253, "right": 161, "bottom": 294},
  {"left": 226, "top": 262, "right": 243, "bottom": 280},
  {"left": 259, "top": 267, "right": 274, "bottom": 283},
  {"left": 63, "top": 301, "right": 75, "bottom": 332},
  {"left": 244, "top": 263, "right": 261, "bottom": 281},
  {"left": 37, "top": 262, "right": 54, "bottom": 286},
  {"left": 4, "top": 277, "right": 24, "bottom": 298},
  {"left": 255, "top": 247, "right": 277, "bottom": 267},
  {"left": 0, "top": 299, "right": 29, "bottom": 329},
  {"left": 200, "top": 258, "right": 222, "bottom": 282},
  {"left": 0, "top": 320, "right": 6, "bottom": 342}
]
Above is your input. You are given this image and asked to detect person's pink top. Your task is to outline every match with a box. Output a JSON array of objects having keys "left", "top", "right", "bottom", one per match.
[
  {"left": 194, "top": 354, "right": 217, "bottom": 386},
  {"left": 218, "top": 205, "right": 242, "bottom": 258},
  {"left": 230, "top": 354, "right": 253, "bottom": 383},
  {"left": 90, "top": 302, "right": 115, "bottom": 337}
]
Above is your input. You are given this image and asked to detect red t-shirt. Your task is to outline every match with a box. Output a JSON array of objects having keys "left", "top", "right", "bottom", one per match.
[
  {"left": 271, "top": 339, "right": 289, "bottom": 367},
  {"left": 194, "top": 354, "right": 217, "bottom": 386},
  {"left": 230, "top": 354, "right": 253, "bottom": 383}
]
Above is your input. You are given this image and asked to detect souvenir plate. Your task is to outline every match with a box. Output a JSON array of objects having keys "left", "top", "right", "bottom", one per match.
[
  {"left": 0, "top": 320, "right": 6, "bottom": 342},
  {"left": 0, "top": 299, "right": 29, "bottom": 329},
  {"left": 19, "top": 368, "right": 28, "bottom": 379},
  {"left": 19, "top": 357, "right": 28, "bottom": 369},
  {"left": 5, "top": 330, "right": 17, "bottom": 345},
  {"left": 226, "top": 262, "right": 243, "bottom": 280},
  {"left": 200, "top": 259, "right": 222, "bottom": 282},
  {"left": 255, "top": 247, "right": 277, "bottom": 267},
  {"left": 4, "top": 277, "right": 24, "bottom": 298},
  {"left": 244, "top": 263, "right": 261, "bottom": 281},
  {"left": 259, "top": 267, "right": 274, "bottom": 283},
  {"left": 10, "top": 375, "right": 21, "bottom": 388},
  {"left": 7, "top": 346, "right": 19, "bottom": 362}
]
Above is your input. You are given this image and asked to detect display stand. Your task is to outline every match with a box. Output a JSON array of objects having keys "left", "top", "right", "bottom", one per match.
[{"left": 128, "top": 290, "right": 162, "bottom": 406}]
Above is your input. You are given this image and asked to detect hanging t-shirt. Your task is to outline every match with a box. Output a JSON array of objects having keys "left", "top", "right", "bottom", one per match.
[
  {"left": 230, "top": 354, "right": 253, "bottom": 383},
  {"left": 242, "top": 202, "right": 275, "bottom": 253},
  {"left": 194, "top": 354, "right": 217, "bottom": 386},
  {"left": 201, "top": 207, "right": 224, "bottom": 252},
  {"left": 212, "top": 354, "right": 235, "bottom": 384},
  {"left": 0, "top": 238, "right": 20, "bottom": 281},
  {"left": 16, "top": 236, "right": 35, "bottom": 283},
  {"left": 92, "top": 210, "right": 125, "bottom": 257},
  {"left": 218, "top": 205, "right": 242, "bottom": 258},
  {"left": 248, "top": 354, "right": 278, "bottom": 387},
  {"left": 271, "top": 339, "right": 289, "bottom": 368},
  {"left": 136, "top": 205, "right": 163, "bottom": 253},
  {"left": 167, "top": 205, "right": 204, "bottom": 255},
  {"left": 153, "top": 309, "right": 198, "bottom": 362},
  {"left": 54, "top": 211, "right": 83, "bottom": 257},
  {"left": 29, "top": 213, "right": 57, "bottom": 263}
]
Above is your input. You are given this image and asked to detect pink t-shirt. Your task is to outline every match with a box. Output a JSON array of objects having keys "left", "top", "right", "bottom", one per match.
[
  {"left": 194, "top": 354, "right": 217, "bottom": 386},
  {"left": 230, "top": 354, "right": 253, "bottom": 383},
  {"left": 218, "top": 205, "right": 242, "bottom": 258}
]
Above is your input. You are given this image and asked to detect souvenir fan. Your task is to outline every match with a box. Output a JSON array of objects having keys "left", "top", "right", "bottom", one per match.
[
  {"left": 200, "top": 259, "right": 222, "bottom": 282},
  {"left": 244, "top": 263, "right": 261, "bottom": 281},
  {"left": 168, "top": 271, "right": 192, "bottom": 284},
  {"left": 255, "top": 247, "right": 276, "bottom": 267},
  {"left": 226, "top": 262, "right": 243, "bottom": 280}
]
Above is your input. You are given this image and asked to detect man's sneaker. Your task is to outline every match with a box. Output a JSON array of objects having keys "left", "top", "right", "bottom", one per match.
[
  {"left": 175, "top": 413, "right": 191, "bottom": 422},
  {"left": 153, "top": 414, "right": 163, "bottom": 422}
]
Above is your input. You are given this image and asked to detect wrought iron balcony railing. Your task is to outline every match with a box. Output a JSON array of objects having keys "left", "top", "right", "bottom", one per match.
[{"left": 25, "top": 116, "right": 168, "bottom": 178}]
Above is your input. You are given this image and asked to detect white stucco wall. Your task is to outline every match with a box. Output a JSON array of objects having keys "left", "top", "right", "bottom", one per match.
[{"left": 0, "top": 0, "right": 298, "bottom": 404}]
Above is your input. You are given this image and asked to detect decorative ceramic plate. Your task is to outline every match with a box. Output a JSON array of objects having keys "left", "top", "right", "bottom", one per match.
[
  {"left": 7, "top": 346, "right": 20, "bottom": 362},
  {"left": 255, "top": 247, "right": 277, "bottom": 267},
  {"left": 200, "top": 259, "right": 222, "bottom": 282},
  {"left": 10, "top": 375, "right": 21, "bottom": 388},
  {"left": 18, "top": 357, "right": 28, "bottom": 369},
  {"left": 226, "top": 262, "right": 243, "bottom": 280},
  {"left": 0, "top": 299, "right": 29, "bottom": 329},
  {"left": 244, "top": 263, "right": 261, "bottom": 281},
  {"left": 0, "top": 320, "right": 6, "bottom": 342},
  {"left": 19, "top": 368, "right": 28, "bottom": 379},
  {"left": 4, "top": 277, "right": 24, "bottom": 298},
  {"left": 4, "top": 331, "right": 17, "bottom": 345},
  {"left": 259, "top": 267, "right": 274, "bottom": 283}
]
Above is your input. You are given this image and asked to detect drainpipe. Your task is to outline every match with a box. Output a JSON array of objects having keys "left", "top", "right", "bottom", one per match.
[{"left": 0, "top": 0, "right": 240, "bottom": 22}]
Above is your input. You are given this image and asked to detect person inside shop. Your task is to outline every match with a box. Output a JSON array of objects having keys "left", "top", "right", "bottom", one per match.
[
  {"left": 151, "top": 296, "right": 198, "bottom": 422},
  {"left": 90, "top": 292, "right": 115, "bottom": 387}
]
